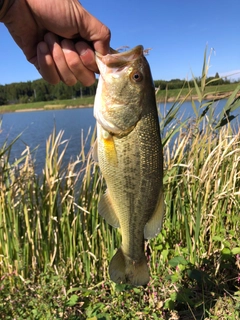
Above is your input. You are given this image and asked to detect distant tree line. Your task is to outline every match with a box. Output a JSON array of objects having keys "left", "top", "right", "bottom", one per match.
[
  {"left": 154, "top": 73, "right": 233, "bottom": 91},
  {"left": 0, "top": 73, "right": 236, "bottom": 106},
  {"left": 0, "top": 78, "right": 98, "bottom": 106}
]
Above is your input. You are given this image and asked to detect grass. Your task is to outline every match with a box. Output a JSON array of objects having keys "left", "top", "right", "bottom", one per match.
[
  {"left": 0, "top": 50, "right": 240, "bottom": 319},
  {"left": 156, "top": 82, "right": 240, "bottom": 102},
  {"left": 0, "top": 96, "right": 94, "bottom": 113}
]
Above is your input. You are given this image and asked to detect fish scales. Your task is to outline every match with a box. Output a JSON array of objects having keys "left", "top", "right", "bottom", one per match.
[{"left": 94, "top": 45, "right": 164, "bottom": 286}]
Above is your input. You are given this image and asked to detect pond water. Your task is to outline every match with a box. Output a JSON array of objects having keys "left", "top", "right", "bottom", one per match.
[
  {"left": 0, "top": 99, "right": 239, "bottom": 173},
  {"left": 0, "top": 108, "right": 96, "bottom": 173}
]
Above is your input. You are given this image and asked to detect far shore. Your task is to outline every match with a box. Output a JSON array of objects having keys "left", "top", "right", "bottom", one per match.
[
  {"left": 14, "top": 104, "right": 93, "bottom": 112},
  {"left": 160, "top": 91, "right": 240, "bottom": 103},
  {"left": 0, "top": 91, "right": 239, "bottom": 114},
  {"left": 0, "top": 104, "right": 93, "bottom": 114}
]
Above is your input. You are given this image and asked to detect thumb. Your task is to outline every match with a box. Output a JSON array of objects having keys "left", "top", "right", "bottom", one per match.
[
  {"left": 93, "top": 24, "right": 111, "bottom": 55},
  {"left": 77, "top": 8, "right": 111, "bottom": 55}
]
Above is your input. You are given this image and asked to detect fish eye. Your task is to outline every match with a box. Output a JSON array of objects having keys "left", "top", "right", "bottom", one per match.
[{"left": 130, "top": 71, "right": 143, "bottom": 82}]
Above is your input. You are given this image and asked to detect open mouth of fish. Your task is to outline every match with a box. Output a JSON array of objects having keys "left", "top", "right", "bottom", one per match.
[{"left": 96, "top": 45, "right": 144, "bottom": 74}]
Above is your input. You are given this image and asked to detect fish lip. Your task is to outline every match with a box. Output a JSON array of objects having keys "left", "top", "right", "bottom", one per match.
[{"left": 96, "top": 45, "right": 144, "bottom": 68}]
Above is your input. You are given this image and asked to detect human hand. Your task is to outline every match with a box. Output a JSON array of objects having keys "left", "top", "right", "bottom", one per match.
[{"left": 1, "top": 0, "right": 110, "bottom": 86}]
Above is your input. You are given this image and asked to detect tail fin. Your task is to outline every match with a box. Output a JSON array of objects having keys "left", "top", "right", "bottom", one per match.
[{"left": 109, "top": 247, "right": 149, "bottom": 286}]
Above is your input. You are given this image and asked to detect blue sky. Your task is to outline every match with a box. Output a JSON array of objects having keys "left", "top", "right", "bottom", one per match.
[{"left": 0, "top": 0, "right": 240, "bottom": 85}]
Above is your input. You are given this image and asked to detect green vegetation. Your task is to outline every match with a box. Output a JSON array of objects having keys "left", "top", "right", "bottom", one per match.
[
  {"left": 156, "top": 82, "right": 240, "bottom": 102},
  {"left": 1, "top": 82, "right": 240, "bottom": 113},
  {"left": 0, "top": 51, "right": 240, "bottom": 319},
  {"left": 0, "top": 66, "right": 239, "bottom": 110},
  {"left": 0, "top": 96, "right": 95, "bottom": 113},
  {"left": 0, "top": 79, "right": 97, "bottom": 105}
]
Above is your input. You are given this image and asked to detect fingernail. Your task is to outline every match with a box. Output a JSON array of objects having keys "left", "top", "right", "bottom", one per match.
[
  {"left": 62, "top": 47, "right": 72, "bottom": 54},
  {"left": 79, "top": 48, "right": 88, "bottom": 56}
]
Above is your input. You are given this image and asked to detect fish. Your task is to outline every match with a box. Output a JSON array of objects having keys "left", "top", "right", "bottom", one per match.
[{"left": 93, "top": 45, "right": 164, "bottom": 286}]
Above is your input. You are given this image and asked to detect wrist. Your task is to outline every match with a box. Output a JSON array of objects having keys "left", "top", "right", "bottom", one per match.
[{"left": 0, "top": 0, "right": 15, "bottom": 21}]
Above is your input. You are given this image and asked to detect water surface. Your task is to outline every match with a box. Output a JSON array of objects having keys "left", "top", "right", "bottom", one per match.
[
  {"left": 0, "top": 99, "right": 239, "bottom": 173},
  {"left": 0, "top": 108, "right": 96, "bottom": 172}
]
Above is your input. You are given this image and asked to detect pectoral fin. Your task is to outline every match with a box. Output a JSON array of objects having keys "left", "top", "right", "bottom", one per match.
[
  {"left": 100, "top": 128, "right": 118, "bottom": 167},
  {"left": 92, "top": 139, "right": 98, "bottom": 163},
  {"left": 98, "top": 190, "right": 120, "bottom": 228},
  {"left": 144, "top": 191, "right": 164, "bottom": 239}
]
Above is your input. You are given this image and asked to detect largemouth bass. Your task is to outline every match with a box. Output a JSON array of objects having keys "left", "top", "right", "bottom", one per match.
[{"left": 93, "top": 45, "right": 164, "bottom": 286}]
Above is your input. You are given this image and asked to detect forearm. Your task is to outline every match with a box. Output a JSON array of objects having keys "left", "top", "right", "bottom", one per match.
[{"left": 0, "top": 0, "right": 15, "bottom": 21}]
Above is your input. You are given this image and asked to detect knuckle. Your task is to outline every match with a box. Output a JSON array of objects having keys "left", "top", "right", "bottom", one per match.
[
  {"left": 67, "top": 56, "right": 80, "bottom": 70},
  {"left": 100, "top": 24, "right": 111, "bottom": 42}
]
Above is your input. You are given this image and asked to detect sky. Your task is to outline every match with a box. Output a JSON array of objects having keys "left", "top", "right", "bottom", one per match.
[{"left": 0, "top": 0, "right": 240, "bottom": 85}]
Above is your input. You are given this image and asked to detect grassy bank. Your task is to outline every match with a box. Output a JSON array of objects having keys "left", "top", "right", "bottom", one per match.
[
  {"left": 0, "top": 55, "right": 240, "bottom": 319},
  {"left": 0, "top": 82, "right": 240, "bottom": 113},
  {"left": 156, "top": 82, "right": 240, "bottom": 102},
  {"left": 0, "top": 96, "right": 94, "bottom": 113}
]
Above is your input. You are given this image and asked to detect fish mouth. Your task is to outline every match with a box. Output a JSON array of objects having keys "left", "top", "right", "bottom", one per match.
[{"left": 96, "top": 45, "right": 144, "bottom": 68}]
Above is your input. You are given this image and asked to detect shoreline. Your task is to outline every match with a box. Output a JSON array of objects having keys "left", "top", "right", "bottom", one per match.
[
  {"left": 0, "top": 92, "right": 239, "bottom": 114},
  {"left": 0, "top": 104, "right": 93, "bottom": 114},
  {"left": 157, "top": 91, "right": 240, "bottom": 103}
]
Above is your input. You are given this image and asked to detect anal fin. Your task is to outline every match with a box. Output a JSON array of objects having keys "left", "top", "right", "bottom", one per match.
[{"left": 144, "top": 191, "right": 164, "bottom": 239}]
